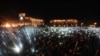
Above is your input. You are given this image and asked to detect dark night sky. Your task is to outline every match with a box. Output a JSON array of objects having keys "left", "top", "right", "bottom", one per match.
[{"left": 0, "top": 0, "right": 100, "bottom": 21}]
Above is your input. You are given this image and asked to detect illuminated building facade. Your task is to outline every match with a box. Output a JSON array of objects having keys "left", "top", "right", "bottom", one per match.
[
  {"left": 50, "top": 19, "right": 78, "bottom": 27},
  {"left": 18, "top": 13, "right": 44, "bottom": 27},
  {"left": 1, "top": 13, "right": 44, "bottom": 28}
]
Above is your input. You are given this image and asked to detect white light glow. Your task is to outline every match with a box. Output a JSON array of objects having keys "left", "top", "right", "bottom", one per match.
[
  {"left": 31, "top": 47, "right": 35, "bottom": 53},
  {"left": 20, "top": 17, "right": 24, "bottom": 21},
  {"left": 11, "top": 44, "right": 21, "bottom": 54}
]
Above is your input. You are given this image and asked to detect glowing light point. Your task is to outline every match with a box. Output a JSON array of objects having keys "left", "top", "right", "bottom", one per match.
[
  {"left": 20, "top": 17, "right": 24, "bottom": 21},
  {"left": 31, "top": 47, "right": 35, "bottom": 53},
  {"left": 11, "top": 44, "right": 21, "bottom": 54},
  {"left": 94, "top": 22, "right": 97, "bottom": 25},
  {"left": 5, "top": 23, "right": 11, "bottom": 28}
]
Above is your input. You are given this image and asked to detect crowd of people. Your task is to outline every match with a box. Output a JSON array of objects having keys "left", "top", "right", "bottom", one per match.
[
  {"left": 0, "top": 26, "right": 100, "bottom": 56},
  {"left": 35, "top": 27, "right": 100, "bottom": 56}
]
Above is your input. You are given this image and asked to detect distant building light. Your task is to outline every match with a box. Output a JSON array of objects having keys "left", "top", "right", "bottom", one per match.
[
  {"left": 5, "top": 23, "right": 11, "bottom": 28},
  {"left": 94, "top": 22, "right": 97, "bottom": 25}
]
